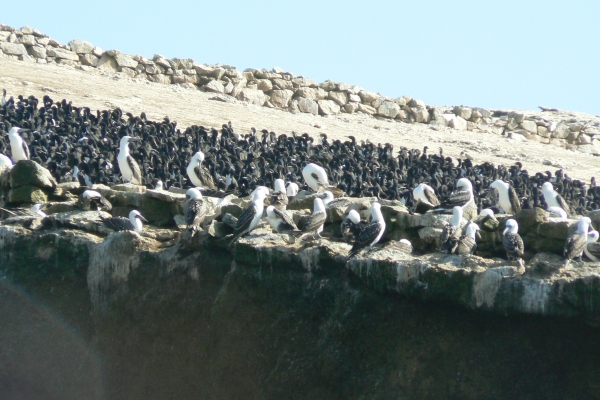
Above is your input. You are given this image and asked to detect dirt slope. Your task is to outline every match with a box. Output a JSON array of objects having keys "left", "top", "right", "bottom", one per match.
[{"left": 0, "top": 57, "right": 597, "bottom": 181}]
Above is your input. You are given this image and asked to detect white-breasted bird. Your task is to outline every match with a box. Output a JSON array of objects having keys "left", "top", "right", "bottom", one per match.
[
  {"left": 187, "top": 151, "right": 216, "bottom": 190},
  {"left": 341, "top": 209, "right": 363, "bottom": 243},
  {"left": 302, "top": 163, "right": 328, "bottom": 192},
  {"left": 79, "top": 190, "right": 112, "bottom": 211},
  {"left": 563, "top": 217, "right": 592, "bottom": 268},
  {"left": 184, "top": 188, "right": 208, "bottom": 230},
  {"left": 547, "top": 206, "right": 568, "bottom": 219},
  {"left": 296, "top": 197, "right": 327, "bottom": 240},
  {"left": 0, "top": 203, "right": 47, "bottom": 219},
  {"left": 266, "top": 205, "right": 299, "bottom": 243},
  {"left": 347, "top": 202, "right": 386, "bottom": 260},
  {"left": 503, "top": 219, "right": 525, "bottom": 268},
  {"left": 0, "top": 153, "right": 13, "bottom": 168},
  {"left": 456, "top": 222, "right": 480, "bottom": 255},
  {"left": 438, "top": 178, "right": 476, "bottom": 220},
  {"left": 286, "top": 182, "right": 299, "bottom": 198},
  {"left": 541, "top": 182, "right": 570, "bottom": 217},
  {"left": 413, "top": 183, "right": 440, "bottom": 213},
  {"left": 489, "top": 179, "right": 521, "bottom": 215},
  {"left": 440, "top": 206, "right": 463, "bottom": 254},
  {"left": 270, "top": 178, "right": 288, "bottom": 211},
  {"left": 584, "top": 229, "right": 600, "bottom": 262},
  {"left": 230, "top": 190, "right": 267, "bottom": 246},
  {"left": 102, "top": 210, "right": 148, "bottom": 233},
  {"left": 117, "top": 136, "right": 142, "bottom": 185},
  {"left": 8, "top": 127, "right": 30, "bottom": 162},
  {"left": 319, "top": 190, "right": 350, "bottom": 209}
]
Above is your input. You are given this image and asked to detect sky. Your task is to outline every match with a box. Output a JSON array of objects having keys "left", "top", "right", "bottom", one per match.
[{"left": 2, "top": 0, "right": 599, "bottom": 115}]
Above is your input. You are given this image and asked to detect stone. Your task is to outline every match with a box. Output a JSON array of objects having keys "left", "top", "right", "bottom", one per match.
[
  {"left": 19, "top": 54, "right": 35, "bottom": 63},
  {"left": 449, "top": 116, "right": 468, "bottom": 130},
  {"left": 328, "top": 91, "right": 348, "bottom": 106},
  {"left": 20, "top": 35, "right": 35, "bottom": 46},
  {"left": 295, "top": 87, "right": 327, "bottom": 101},
  {"left": 27, "top": 45, "right": 46, "bottom": 59},
  {"left": 520, "top": 120, "right": 538, "bottom": 134},
  {"left": 256, "top": 79, "right": 273, "bottom": 92},
  {"left": 297, "top": 98, "right": 319, "bottom": 114},
  {"left": 318, "top": 99, "right": 341, "bottom": 115},
  {"left": 113, "top": 53, "right": 138, "bottom": 69},
  {"left": 92, "top": 47, "right": 103, "bottom": 57},
  {"left": 203, "top": 80, "right": 225, "bottom": 93},
  {"left": 578, "top": 133, "right": 591, "bottom": 145},
  {"left": 344, "top": 103, "right": 359, "bottom": 114},
  {"left": 508, "top": 112, "right": 525, "bottom": 123},
  {"left": 291, "top": 77, "right": 317, "bottom": 87},
  {"left": 577, "top": 145, "right": 598, "bottom": 155},
  {"left": 69, "top": 39, "right": 94, "bottom": 54},
  {"left": 537, "top": 126, "right": 550, "bottom": 138},
  {"left": 271, "top": 78, "right": 293, "bottom": 90},
  {"left": 348, "top": 94, "right": 361, "bottom": 103},
  {"left": 149, "top": 74, "right": 172, "bottom": 85},
  {"left": 0, "top": 42, "right": 26, "bottom": 55},
  {"left": 411, "top": 107, "right": 430, "bottom": 123},
  {"left": 236, "top": 88, "right": 266, "bottom": 106},
  {"left": 224, "top": 82, "right": 234, "bottom": 94},
  {"left": 79, "top": 54, "right": 99, "bottom": 67},
  {"left": 552, "top": 122, "right": 571, "bottom": 139},
  {"left": 358, "top": 90, "right": 379, "bottom": 103},
  {"left": 10, "top": 160, "right": 57, "bottom": 189},
  {"left": 377, "top": 101, "right": 400, "bottom": 118},
  {"left": 207, "top": 220, "right": 232, "bottom": 238},
  {"left": 453, "top": 106, "right": 472, "bottom": 120},
  {"left": 47, "top": 47, "right": 79, "bottom": 61},
  {"left": 8, "top": 185, "right": 48, "bottom": 204},
  {"left": 357, "top": 103, "right": 376, "bottom": 115},
  {"left": 20, "top": 26, "right": 33, "bottom": 35},
  {"left": 320, "top": 80, "right": 337, "bottom": 91},
  {"left": 270, "top": 89, "right": 294, "bottom": 108}
]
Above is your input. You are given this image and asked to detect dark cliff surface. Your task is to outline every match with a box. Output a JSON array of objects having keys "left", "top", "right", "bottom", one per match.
[{"left": 0, "top": 228, "right": 599, "bottom": 400}]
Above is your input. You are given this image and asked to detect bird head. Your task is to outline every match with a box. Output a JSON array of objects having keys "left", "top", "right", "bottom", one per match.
[
  {"left": 186, "top": 188, "right": 203, "bottom": 200},
  {"left": 129, "top": 210, "right": 148, "bottom": 223},
  {"left": 503, "top": 219, "right": 518, "bottom": 235}
]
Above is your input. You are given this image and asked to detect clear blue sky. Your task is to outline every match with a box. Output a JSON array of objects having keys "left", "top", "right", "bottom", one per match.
[{"left": 3, "top": 1, "right": 599, "bottom": 114}]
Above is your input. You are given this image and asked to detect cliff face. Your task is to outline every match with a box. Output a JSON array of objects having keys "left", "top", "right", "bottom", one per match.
[{"left": 1, "top": 226, "right": 600, "bottom": 399}]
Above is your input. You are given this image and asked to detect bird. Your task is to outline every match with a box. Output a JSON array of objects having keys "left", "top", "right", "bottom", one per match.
[
  {"left": 154, "top": 180, "right": 164, "bottom": 190},
  {"left": 184, "top": 188, "right": 208, "bottom": 230},
  {"left": 8, "top": 127, "right": 30, "bottom": 162},
  {"left": 503, "top": 219, "right": 525, "bottom": 269},
  {"left": 341, "top": 209, "right": 363, "bottom": 243},
  {"left": 230, "top": 190, "right": 267, "bottom": 246},
  {"left": 489, "top": 179, "right": 521, "bottom": 215},
  {"left": 286, "top": 182, "right": 299, "bottom": 200},
  {"left": 460, "top": 150, "right": 474, "bottom": 161},
  {"left": 187, "top": 151, "right": 216, "bottom": 190},
  {"left": 302, "top": 163, "right": 328, "bottom": 192},
  {"left": 440, "top": 206, "right": 464, "bottom": 254},
  {"left": 102, "top": 210, "right": 148, "bottom": 232},
  {"left": 541, "top": 182, "right": 570, "bottom": 217},
  {"left": 0, "top": 203, "right": 47, "bottom": 219},
  {"left": 347, "top": 202, "right": 386, "bottom": 260},
  {"left": 563, "top": 216, "right": 592, "bottom": 268},
  {"left": 117, "top": 136, "right": 142, "bottom": 185},
  {"left": 584, "top": 229, "right": 600, "bottom": 262},
  {"left": 266, "top": 205, "right": 299, "bottom": 243},
  {"left": 475, "top": 209, "right": 499, "bottom": 232},
  {"left": 456, "top": 222, "right": 480, "bottom": 255},
  {"left": 269, "top": 178, "right": 288, "bottom": 211},
  {"left": 319, "top": 191, "right": 350, "bottom": 209},
  {"left": 413, "top": 183, "right": 440, "bottom": 213},
  {"left": 78, "top": 190, "right": 112, "bottom": 211},
  {"left": 438, "top": 178, "right": 476, "bottom": 220},
  {"left": 0, "top": 153, "right": 13, "bottom": 168},
  {"left": 547, "top": 206, "right": 568, "bottom": 219},
  {"left": 296, "top": 197, "right": 327, "bottom": 240}
]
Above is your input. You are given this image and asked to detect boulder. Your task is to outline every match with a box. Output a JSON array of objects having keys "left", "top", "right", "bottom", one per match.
[
  {"left": 47, "top": 47, "right": 79, "bottom": 61},
  {"left": 27, "top": 45, "right": 46, "bottom": 59},
  {"left": 8, "top": 185, "right": 48, "bottom": 204},
  {"left": 358, "top": 90, "right": 379, "bottom": 103},
  {"left": 69, "top": 39, "right": 94, "bottom": 54},
  {"left": 297, "top": 98, "right": 319, "bottom": 114},
  {"left": 291, "top": 77, "right": 317, "bottom": 87},
  {"left": 344, "top": 103, "right": 359, "bottom": 114},
  {"left": 0, "top": 42, "right": 26, "bottom": 55},
  {"left": 357, "top": 103, "right": 376, "bottom": 115},
  {"left": 453, "top": 106, "right": 472, "bottom": 120},
  {"left": 114, "top": 53, "right": 138, "bottom": 69},
  {"left": 318, "top": 99, "right": 341, "bottom": 115},
  {"left": 256, "top": 79, "right": 273, "bottom": 92},
  {"left": 348, "top": 94, "right": 361, "bottom": 103},
  {"left": 10, "top": 160, "right": 57, "bottom": 189},
  {"left": 236, "top": 88, "right": 266, "bottom": 106},
  {"left": 79, "top": 54, "right": 99, "bottom": 67},
  {"left": 411, "top": 107, "right": 430, "bottom": 123},
  {"left": 295, "top": 87, "right": 327, "bottom": 101},
  {"left": 19, "top": 35, "right": 35, "bottom": 46},
  {"left": 552, "top": 122, "right": 570, "bottom": 139},
  {"left": 449, "top": 116, "right": 468, "bottom": 130},
  {"left": 377, "top": 101, "right": 400, "bottom": 118},
  {"left": 271, "top": 78, "right": 293, "bottom": 90},
  {"left": 203, "top": 80, "right": 225, "bottom": 93},
  {"left": 328, "top": 91, "right": 348, "bottom": 106},
  {"left": 520, "top": 120, "right": 538, "bottom": 134},
  {"left": 270, "top": 89, "right": 294, "bottom": 108}
]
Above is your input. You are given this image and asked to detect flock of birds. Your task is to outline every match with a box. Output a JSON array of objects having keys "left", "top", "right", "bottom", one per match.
[{"left": 0, "top": 91, "right": 599, "bottom": 265}]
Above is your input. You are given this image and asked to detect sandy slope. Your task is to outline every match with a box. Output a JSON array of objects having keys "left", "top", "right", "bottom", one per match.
[{"left": 0, "top": 57, "right": 597, "bottom": 181}]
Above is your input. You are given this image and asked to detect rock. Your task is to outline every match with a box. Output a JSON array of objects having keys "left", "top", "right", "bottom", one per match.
[
  {"left": 449, "top": 116, "right": 468, "bottom": 130},
  {"left": 291, "top": 77, "right": 317, "bottom": 87},
  {"left": 0, "top": 42, "right": 26, "bottom": 55},
  {"left": 358, "top": 90, "right": 379, "bottom": 103},
  {"left": 69, "top": 39, "right": 94, "bottom": 54},
  {"left": 318, "top": 100, "right": 341, "bottom": 115},
  {"left": 19, "top": 35, "right": 35, "bottom": 46},
  {"left": 453, "top": 106, "right": 472, "bottom": 120},
  {"left": 10, "top": 160, "right": 57, "bottom": 189},
  {"left": 203, "top": 80, "right": 225, "bottom": 93},
  {"left": 111, "top": 184, "right": 146, "bottom": 193},
  {"left": 208, "top": 220, "right": 232, "bottom": 238},
  {"left": 113, "top": 53, "right": 138, "bottom": 69},
  {"left": 579, "top": 134, "right": 591, "bottom": 145},
  {"left": 256, "top": 79, "right": 273, "bottom": 92},
  {"left": 411, "top": 107, "right": 430, "bottom": 123},
  {"left": 344, "top": 103, "right": 359, "bottom": 114},
  {"left": 270, "top": 89, "right": 294, "bottom": 108},
  {"left": 348, "top": 94, "right": 361, "bottom": 103},
  {"left": 328, "top": 91, "right": 348, "bottom": 106},
  {"left": 96, "top": 54, "right": 118, "bottom": 71},
  {"left": 577, "top": 144, "right": 598, "bottom": 155},
  {"left": 520, "top": 120, "right": 538, "bottom": 134},
  {"left": 377, "top": 101, "right": 400, "bottom": 118},
  {"left": 47, "top": 47, "right": 79, "bottom": 61},
  {"left": 537, "top": 126, "right": 550, "bottom": 138},
  {"left": 236, "top": 88, "right": 266, "bottom": 106},
  {"left": 271, "top": 78, "right": 293, "bottom": 90},
  {"left": 552, "top": 122, "right": 570, "bottom": 139},
  {"left": 357, "top": 103, "right": 376, "bottom": 115},
  {"left": 79, "top": 53, "right": 99, "bottom": 67},
  {"left": 295, "top": 87, "right": 327, "bottom": 101},
  {"left": 92, "top": 47, "right": 103, "bottom": 57},
  {"left": 8, "top": 185, "right": 48, "bottom": 204},
  {"left": 297, "top": 97, "right": 318, "bottom": 115},
  {"left": 27, "top": 45, "right": 46, "bottom": 59}
]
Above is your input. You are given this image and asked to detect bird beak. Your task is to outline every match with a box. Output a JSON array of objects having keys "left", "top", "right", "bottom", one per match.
[{"left": 137, "top": 215, "right": 148, "bottom": 223}]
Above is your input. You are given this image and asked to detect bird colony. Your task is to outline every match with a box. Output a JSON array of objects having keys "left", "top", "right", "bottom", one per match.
[
  {"left": 1, "top": 89, "right": 600, "bottom": 270},
  {"left": 2, "top": 23, "right": 600, "bottom": 154}
]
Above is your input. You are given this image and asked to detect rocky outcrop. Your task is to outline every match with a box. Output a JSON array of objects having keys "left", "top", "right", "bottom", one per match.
[{"left": 2, "top": 23, "right": 598, "bottom": 153}]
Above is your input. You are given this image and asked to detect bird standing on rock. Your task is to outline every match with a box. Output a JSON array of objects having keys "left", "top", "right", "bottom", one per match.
[
  {"left": 489, "top": 179, "right": 521, "bottom": 215},
  {"left": 413, "top": 183, "right": 440, "bottom": 213},
  {"left": 266, "top": 205, "right": 299, "bottom": 243},
  {"left": 440, "top": 206, "right": 463, "bottom": 254},
  {"left": 184, "top": 188, "right": 208, "bottom": 230},
  {"left": 79, "top": 190, "right": 112, "bottom": 211},
  {"left": 230, "top": 190, "right": 267, "bottom": 246},
  {"left": 187, "top": 151, "right": 216, "bottom": 190},
  {"left": 8, "top": 127, "right": 30, "bottom": 162},
  {"left": 503, "top": 219, "right": 525, "bottom": 269},
  {"left": 563, "top": 216, "right": 592, "bottom": 268},
  {"left": 541, "top": 182, "right": 570, "bottom": 217},
  {"left": 117, "top": 136, "right": 142, "bottom": 185},
  {"left": 341, "top": 209, "right": 363, "bottom": 243},
  {"left": 347, "top": 202, "right": 385, "bottom": 260},
  {"left": 296, "top": 197, "right": 327, "bottom": 240}
]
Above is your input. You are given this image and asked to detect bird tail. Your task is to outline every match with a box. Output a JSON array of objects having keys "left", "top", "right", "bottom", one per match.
[{"left": 563, "top": 258, "right": 571, "bottom": 269}]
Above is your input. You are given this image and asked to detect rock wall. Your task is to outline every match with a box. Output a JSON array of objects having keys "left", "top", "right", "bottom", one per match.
[{"left": 2, "top": 24, "right": 599, "bottom": 155}]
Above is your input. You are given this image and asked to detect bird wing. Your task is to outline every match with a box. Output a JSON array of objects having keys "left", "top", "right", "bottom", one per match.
[
  {"left": 503, "top": 233, "right": 524, "bottom": 257},
  {"left": 273, "top": 208, "right": 297, "bottom": 230},
  {"left": 270, "top": 192, "right": 289, "bottom": 208},
  {"left": 508, "top": 186, "right": 521, "bottom": 214},
  {"left": 441, "top": 190, "right": 471, "bottom": 208},
  {"left": 302, "top": 211, "right": 326, "bottom": 233},
  {"left": 21, "top": 141, "right": 30, "bottom": 160},
  {"left": 424, "top": 187, "right": 440, "bottom": 206},
  {"left": 349, "top": 222, "right": 383, "bottom": 258},
  {"left": 564, "top": 233, "right": 586, "bottom": 259},
  {"left": 556, "top": 194, "right": 570, "bottom": 217},
  {"left": 195, "top": 165, "right": 216, "bottom": 190},
  {"left": 234, "top": 203, "right": 257, "bottom": 235},
  {"left": 102, "top": 216, "right": 131, "bottom": 231},
  {"left": 126, "top": 155, "right": 142, "bottom": 185},
  {"left": 185, "top": 199, "right": 207, "bottom": 227}
]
